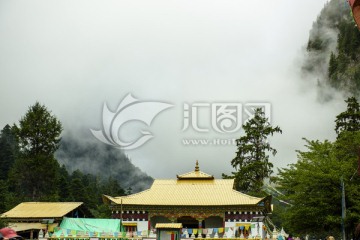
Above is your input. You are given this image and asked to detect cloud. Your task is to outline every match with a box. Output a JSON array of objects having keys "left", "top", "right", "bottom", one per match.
[{"left": 0, "top": 0, "right": 346, "bottom": 180}]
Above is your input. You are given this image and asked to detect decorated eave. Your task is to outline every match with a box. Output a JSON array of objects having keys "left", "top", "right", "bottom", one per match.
[{"left": 103, "top": 161, "right": 272, "bottom": 212}]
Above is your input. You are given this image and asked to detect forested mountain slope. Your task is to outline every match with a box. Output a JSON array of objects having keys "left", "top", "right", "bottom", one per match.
[{"left": 302, "top": 0, "right": 360, "bottom": 96}]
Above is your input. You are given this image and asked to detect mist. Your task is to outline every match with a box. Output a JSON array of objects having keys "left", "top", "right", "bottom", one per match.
[
  {"left": 56, "top": 131, "right": 153, "bottom": 193},
  {"left": 0, "top": 0, "right": 348, "bottom": 180}
]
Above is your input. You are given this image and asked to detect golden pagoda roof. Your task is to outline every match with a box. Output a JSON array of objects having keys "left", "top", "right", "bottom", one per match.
[
  {"left": 103, "top": 161, "right": 266, "bottom": 207},
  {"left": 103, "top": 178, "right": 262, "bottom": 206},
  {"left": 1, "top": 202, "right": 83, "bottom": 219}
]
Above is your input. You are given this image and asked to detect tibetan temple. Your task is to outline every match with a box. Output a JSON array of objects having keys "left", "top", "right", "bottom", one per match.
[{"left": 103, "top": 161, "right": 272, "bottom": 238}]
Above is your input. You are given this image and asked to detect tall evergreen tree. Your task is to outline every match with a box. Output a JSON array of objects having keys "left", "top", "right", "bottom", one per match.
[
  {"left": 15, "top": 102, "right": 62, "bottom": 156},
  {"left": 335, "top": 97, "right": 360, "bottom": 136},
  {"left": 223, "top": 108, "right": 282, "bottom": 194},
  {"left": 10, "top": 102, "right": 63, "bottom": 200}
]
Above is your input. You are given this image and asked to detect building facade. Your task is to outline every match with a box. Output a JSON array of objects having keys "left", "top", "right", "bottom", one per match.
[{"left": 103, "top": 161, "right": 272, "bottom": 238}]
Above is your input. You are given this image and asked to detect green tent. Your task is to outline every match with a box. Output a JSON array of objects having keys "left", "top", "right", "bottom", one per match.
[{"left": 53, "top": 217, "right": 124, "bottom": 237}]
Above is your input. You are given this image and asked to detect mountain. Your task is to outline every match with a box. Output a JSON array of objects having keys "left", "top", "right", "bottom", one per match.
[
  {"left": 56, "top": 132, "right": 153, "bottom": 194},
  {"left": 302, "top": 0, "right": 360, "bottom": 98}
]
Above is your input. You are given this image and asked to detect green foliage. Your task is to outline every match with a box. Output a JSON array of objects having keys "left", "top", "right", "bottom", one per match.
[
  {"left": 327, "top": 16, "right": 360, "bottom": 93},
  {"left": 302, "top": 0, "right": 360, "bottom": 96},
  {"left": 0, "top": 125, "right": 18, "bottom": 180},
  {"left": 0, "top": 102, "right": 128, "bottom": 218},
  {"left": 10, "top": 154, "right": 60, "bottom": 200},
  {"left": 276, "top": 139, "right": 343, "bottom": 237},
  {"left": 9, "top": 103, "right": 62, "bottom": 200},
  {"left": 66, "top": 171, "right": 126, "bottom": 218},
  {"left": 224, "top": 108, "right": 282, "bottom": 194},
  {"left": 58, "top": 165, "right": 72, "bottom": 201},
  {"left": 56, "top": 135, "right": 153, "bottom": 193},
  {"left": 335, "top": 97, "right": 360, "bottom": 135},
  {"left": 0, "top": 103, "right": 129, "bottom": 219},
  {"left": 275, "top": 98, "right": 360, "bottom": 238},
  {"left": 0, "top": 124, "right": 30, "bottom": 211},
  {"left": 14, "top": 102, "right": 62, "bottom": 156},
  {"left": 276, "top": 135, "right": 360, "bottom": 238},
  {"left": 307, "top": 37, "right": 324, "bottom": 51}
]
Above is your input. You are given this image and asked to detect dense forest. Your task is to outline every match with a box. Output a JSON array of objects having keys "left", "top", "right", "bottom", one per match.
[
  {"left": 302, "top": 0, "right": 360, "bottom": 97},
  {"left": 0, "top": 103, "right": 153, "bottom": 219}
]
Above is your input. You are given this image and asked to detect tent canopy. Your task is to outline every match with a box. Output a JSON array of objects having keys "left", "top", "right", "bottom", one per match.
[{"left": 54, "top": 217, "right": 122, "bottom": 235}]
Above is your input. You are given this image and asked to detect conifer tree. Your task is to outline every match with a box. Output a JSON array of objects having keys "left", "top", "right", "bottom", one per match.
[{"left": 224, "top": 108, "right": 282, "bottom": 194}]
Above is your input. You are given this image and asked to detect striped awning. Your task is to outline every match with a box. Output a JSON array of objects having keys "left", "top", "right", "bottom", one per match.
[{"left": 155, "top": 223, "right": 182, "bottom": 229}]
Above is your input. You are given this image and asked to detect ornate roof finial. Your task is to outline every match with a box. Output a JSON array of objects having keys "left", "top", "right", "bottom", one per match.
[{"left": 195, "top": 160, "right": 199, "bottom": 172}]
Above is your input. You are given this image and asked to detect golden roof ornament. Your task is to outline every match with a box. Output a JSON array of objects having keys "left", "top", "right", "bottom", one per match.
[
  {"left": 195, "top": 160, "right": 199, "bottom": 172},
  {"left": 176, "top": 160, "right": 214, "bottom": 180}
]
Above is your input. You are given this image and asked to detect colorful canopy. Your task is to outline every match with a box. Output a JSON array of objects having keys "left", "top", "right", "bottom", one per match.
[{"left": 349, "top": 0, "right": 360, "bottom": 29}]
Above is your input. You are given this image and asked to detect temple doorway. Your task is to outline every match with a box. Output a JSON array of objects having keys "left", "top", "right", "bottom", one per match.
[{"left": 177, "top": 216, "right": 199, "bottom": 229}]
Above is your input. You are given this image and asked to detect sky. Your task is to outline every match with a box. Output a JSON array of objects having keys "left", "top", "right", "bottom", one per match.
[{"left": 0, "top": 0, "right": 347, "bottom": 179}]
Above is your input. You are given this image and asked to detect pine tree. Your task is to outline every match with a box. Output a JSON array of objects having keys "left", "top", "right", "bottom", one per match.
[
  {"left": 335, "top": 97, "right": 360, "bottom": 136},
  {"left": 224, "top": 108, "right": 282, "bottom": 194},
  {"left": 10, "top": 102, "right": 63, "bottom": 200}
]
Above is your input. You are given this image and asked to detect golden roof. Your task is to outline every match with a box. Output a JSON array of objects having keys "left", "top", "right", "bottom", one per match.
[
  {"left": 155, "top": 223, "right": 182, "bottom": 229},
  {"left": 1, "top": 202, "right": 83, "bottom": 218},
  {"left": 104, "top": 179, "right": 262, "bottom": 206},
  {"left": 103, "top": 161, "right": 265, "bottom": 207}
]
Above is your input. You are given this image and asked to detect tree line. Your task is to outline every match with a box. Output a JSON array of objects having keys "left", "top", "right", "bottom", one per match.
[
  {"left": 0, "top": 102, "right": 127, "bottom": 219},
  {"left": 225, "top": 97, "right": 360, "bottom": 239}
]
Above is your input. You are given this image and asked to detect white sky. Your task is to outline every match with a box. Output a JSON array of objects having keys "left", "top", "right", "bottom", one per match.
[{"left": 0, "top": 0, "right": 346, "bottom": 179}]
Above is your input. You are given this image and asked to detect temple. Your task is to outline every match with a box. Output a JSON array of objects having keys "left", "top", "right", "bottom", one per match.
[{"left": 103, "top": 161, "right": 272, "bottom": 238}]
